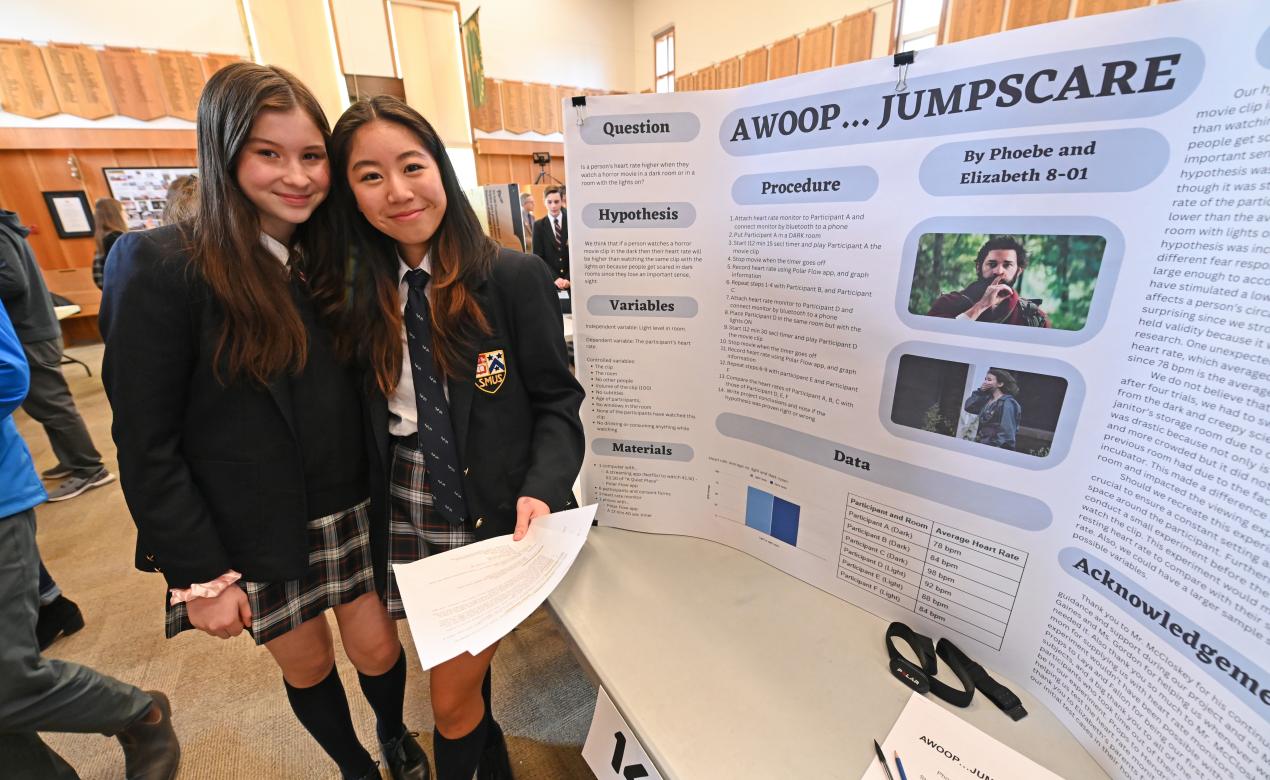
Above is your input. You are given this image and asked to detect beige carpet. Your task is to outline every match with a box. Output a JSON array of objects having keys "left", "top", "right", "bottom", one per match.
[{"left": 18, "top": 343, "right": 597, "bottom": 779}]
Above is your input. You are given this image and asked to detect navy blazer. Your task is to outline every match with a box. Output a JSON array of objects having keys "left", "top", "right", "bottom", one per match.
[
  {"left": 101, "top": 226, "right": 355, "bottom": 588},
  {"left": 531, "top": 210, "right": 569, "bottom": 281},
  {"left": 365, "top": 248, "right": 584, "bottom": 589}
]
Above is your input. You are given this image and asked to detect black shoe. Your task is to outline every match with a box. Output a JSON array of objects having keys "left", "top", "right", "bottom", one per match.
[
  {"left": 477, "top": 720, "right": 513, "bottom": 780},
  {"left": 353, "top": 762, "right": 383, "bottom": 780},
  {"left": 381, "top": 729, "right": 430, "bottom": 780},
  {"left": 37, "top": 595, "right": 85, "bottom": 650},
  {"left": 117, "top": 691, "right": 180, "bottom": 780}
]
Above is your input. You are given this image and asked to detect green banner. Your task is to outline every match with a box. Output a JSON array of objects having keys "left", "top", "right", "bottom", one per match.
[{"left": 462, "top": 9, "right": 486, "bottom": 108}]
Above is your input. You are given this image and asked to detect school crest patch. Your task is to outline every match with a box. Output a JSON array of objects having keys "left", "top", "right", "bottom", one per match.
[{"left": 475, "top": 349, "right": 507, "bottom": 394}]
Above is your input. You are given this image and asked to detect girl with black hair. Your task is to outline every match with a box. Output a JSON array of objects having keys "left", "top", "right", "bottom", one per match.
[
  {"left": 101, "top": 64, "right": 427, "bottom": 780},
  {"left": 317, "top": 96, "right": 584, "bottom": 780}
]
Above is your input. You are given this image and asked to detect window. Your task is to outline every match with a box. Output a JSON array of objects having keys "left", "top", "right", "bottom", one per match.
[
  {"left": 896, "top": 0, "right": 945, "bottom": 52},
  {"left": 654, "top": 27, "right": 675, "bottom": 93}
]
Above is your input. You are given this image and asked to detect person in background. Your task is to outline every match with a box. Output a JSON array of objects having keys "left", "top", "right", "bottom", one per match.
[
  {"left": 0, "top": 303, "right": 180, "bottom": 780},
  {"left": 160, "top": 175, "right": 199, "bottom": 225},
  {"left": 0, "top": 208, "right": 114, "bottom": 502},
  {"left": 35, "top": 553, "right": 83, "bottom": 650},
  {"left": 963, "top": 368, "right": 1022, "bottom": 450},
  {"left": 557, "top": 185, "right": 567, "bottom": 208},
  {"left": 326, "top": 95, "right": 585, "bottom": 780},
  {"left": 531, "top": 185, "right": 569, "bottom": 290},
  {"left": 91, "top": 198, "right": 129, "bottom": 290},
  {"left": 519, "top": 191, "right": 534, "bottom": 254}
]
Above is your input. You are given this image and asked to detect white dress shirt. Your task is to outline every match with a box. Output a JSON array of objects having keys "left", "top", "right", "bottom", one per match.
[
  {"left": 260, "top": 233, "right": 289, "bottom": 265},
  {"left": 388, "top": 252, "right": 450, "bottom": 437}
]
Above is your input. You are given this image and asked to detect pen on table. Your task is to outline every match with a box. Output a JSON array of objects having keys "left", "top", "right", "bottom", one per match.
[
  {"left": 873, "top": 740, "right": 896, "bottom": 780},
  {"left": 893, "top": 750, "right": 909, "bottom": 780}
]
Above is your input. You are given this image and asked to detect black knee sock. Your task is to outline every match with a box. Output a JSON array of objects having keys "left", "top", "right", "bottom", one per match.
[
  {"left": 358, "top": 647, "right": 408, "bottom": 743},
  {"left": 284, "top": 668, "right": 376, "bottom": 780},
  {"left": 433, "top": 705, "right": 488, "bottom": 780}
]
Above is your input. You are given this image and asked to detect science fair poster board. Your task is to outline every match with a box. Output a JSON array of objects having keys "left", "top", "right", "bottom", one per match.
[
  {"left": 103, "top": 167, "right": 197, "bottom": 230},
  {"left": 564, "top": 2, "right": 1270, "bottom": 779}
]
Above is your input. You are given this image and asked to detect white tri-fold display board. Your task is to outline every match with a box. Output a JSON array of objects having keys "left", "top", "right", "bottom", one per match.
[{"left": 564, "top": 2, "right": 1270, "bottom": 778}]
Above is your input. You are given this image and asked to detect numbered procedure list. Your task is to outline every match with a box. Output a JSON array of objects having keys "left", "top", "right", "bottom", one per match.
[{"left": 837, "top": 493, "right": 1027, "bottom": 649}]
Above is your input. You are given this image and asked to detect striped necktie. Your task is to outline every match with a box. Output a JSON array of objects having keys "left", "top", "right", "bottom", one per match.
[
  {"left": 402, "top": 268, "right": 467, "bottom": 525},
  {"left": 552, "top": 216, "right": 562, "bottom": 251}
]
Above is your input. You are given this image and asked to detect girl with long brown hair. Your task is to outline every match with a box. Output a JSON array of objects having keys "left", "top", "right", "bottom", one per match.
[
  {"left": 101, "top": 64, "right": 427, "bottom": 780},
  {"left": 318, "top": 96, "right": 584, "bottom": 780},
  {"left": 90, "top": 197, "right": 128, "bottom": 289}
]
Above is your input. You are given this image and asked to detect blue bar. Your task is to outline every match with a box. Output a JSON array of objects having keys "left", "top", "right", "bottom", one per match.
[
  {"left": 770, "top": 497, "right": 800, "bottom": 546},
  {"left": 745, "top": 486, "right": 774, "bottom": 534}
]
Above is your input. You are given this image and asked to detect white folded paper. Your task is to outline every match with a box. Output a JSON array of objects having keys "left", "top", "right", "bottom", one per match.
[
  {"left": 393, "top": 503, "right": 597, "bottom": 669},
  {"left": 861, "top": 693, "right": 1065, "bottom": 780}
]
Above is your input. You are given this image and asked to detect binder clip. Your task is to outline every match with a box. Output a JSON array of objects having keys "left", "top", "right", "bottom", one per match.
[
  {"left": 572, "top": 95, "right": 588, "bottom": 126},
  {"left": 893, "top": 50, "right": 915, "bottom": 93}
]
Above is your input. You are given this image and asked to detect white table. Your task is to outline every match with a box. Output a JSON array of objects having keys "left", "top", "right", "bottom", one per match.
[
  {"left": 548, "top": 527, "right": 1109, "bottom": 780},
  {"left": 54, "top": 303, "right": 92, "bottom": 375}
]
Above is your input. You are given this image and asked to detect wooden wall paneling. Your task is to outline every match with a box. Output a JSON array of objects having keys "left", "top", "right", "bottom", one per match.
[
  {"left": 30, "top": 150, "right": 92, "bottom": 268},
  {"left": 769, "top": 36, "right": 799, "bottom": 80},
  {"left": 513, "top": 154, "right": 535, "bottom": 186},
  {"left": 529, "top": 83, "right": 557, "bottom": 135},
  {"left": 492, "top": 155, "right": 512, "bottom": 185},
  {"left": 200, "top": 53, "right": 242, "bottom": 81},
  {"left": 706, "top": 65, "right": 721, "bottom": 91},
  {"left": 677, "top": 73, "right": 692, "bottom": 92},
  {"left": 798, "top": 24, "right": 834, "bottom": 73},
  {"left": 500, "top": 81, "right": 531, "bottom": 133},
  {"left": 0, "top": 151, "right": 69, "bottom": 269},
  {"left": 41, "top": 44, "right": 114, "bottom": 119},
  {"left": 718, "top": 58, "right": 742, "bottom": 89},
  {"left": 154, "top": 51, "right": 205, "bottom": 121},
  {"left": 555, "top": 86, "right": 574, "bottom": 133},
  {"left": 1076, "top": 0, "right": 1149, "bottom": 15},
  {"left": 1007, "top": 0, "right": 1070, "bottom": 29},
  {"left": 98, "top": 48, "right": 165, "bottom": 120},
  {"left": 833, "top": 11, "right": 875, "bottom": 66},
  {"left": 73, "top": 149, "right": 120, "bottom": 204},
  {"left": 0, "top": 40, "right": 60, "bottom": 118},
  {"left": 152, "top": 149, "right": 197, "bottom": 167},
  {"left": 470, "top": 77, "right": 504, "bottom": 132},
  {"left": 946, "top": 0, "right": 1005, "bottom": 42},
  {"left": 0, "top": 128, "right": 195, "bottom": 150},
  {"left": 111, "top": 149, "right": 158, "bottom": 168},
  {"left": 741, "top": 49, "right": 768, "bottom": 85},
  {"left": 475, "top": 153, "right": 491, "bottom": 185}
]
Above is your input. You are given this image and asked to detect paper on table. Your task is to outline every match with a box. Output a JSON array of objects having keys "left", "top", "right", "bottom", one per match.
[
  {"left": 861, "top": 693, "right": 1066, "bottom": 780},
  {"left": 394, "top": 504, "right": 597, "bottom": 669}
]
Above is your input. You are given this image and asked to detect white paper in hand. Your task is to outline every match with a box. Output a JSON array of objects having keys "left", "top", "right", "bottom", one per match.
[{"left": 393, "top": 504, "right": 597, "bottom": 669}]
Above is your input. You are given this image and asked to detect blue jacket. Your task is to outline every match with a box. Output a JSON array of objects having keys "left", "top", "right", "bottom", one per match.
[{"left": 0, "top": 304, "right": 46, "bottom": 518}]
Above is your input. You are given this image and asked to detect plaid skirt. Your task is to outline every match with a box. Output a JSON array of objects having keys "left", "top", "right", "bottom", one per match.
[
  {"left": 165, "top": 498, "right": 376, "bottom": 645},
  {"left": 385, "top": 438, "right": 475, "bottom": 619}
]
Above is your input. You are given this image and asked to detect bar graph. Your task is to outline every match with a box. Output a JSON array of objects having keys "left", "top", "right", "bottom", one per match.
[{"left": 745, "top": 486, "right": 800, "bottom": 546}]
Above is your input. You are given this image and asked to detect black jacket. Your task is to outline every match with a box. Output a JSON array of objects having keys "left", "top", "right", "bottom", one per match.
[
  {"left": 101, "top": 225, "right": 366, "bottom": 588},
  {"left": 0, "top": 210, "right": 59, "bottom": 344},
  {"left": 365, "top": 248, "right": 584, "bottom": 590},
  {"left": 531, "top": 210, "right": 569, "bottom": 281}
]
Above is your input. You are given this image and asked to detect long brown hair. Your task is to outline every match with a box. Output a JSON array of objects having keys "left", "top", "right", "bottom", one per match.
[
  {"left": 319, "top": 96, "right": 493, "bottom": 394},
  {"left": 93, "top": 197, "right": 128, "bottom": 254},
  {"left": 162, "top": 175, "right": 199, "bottom": 224},
  {"left": 192, "top": 62, "right": 337, "bottom": 385}
]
